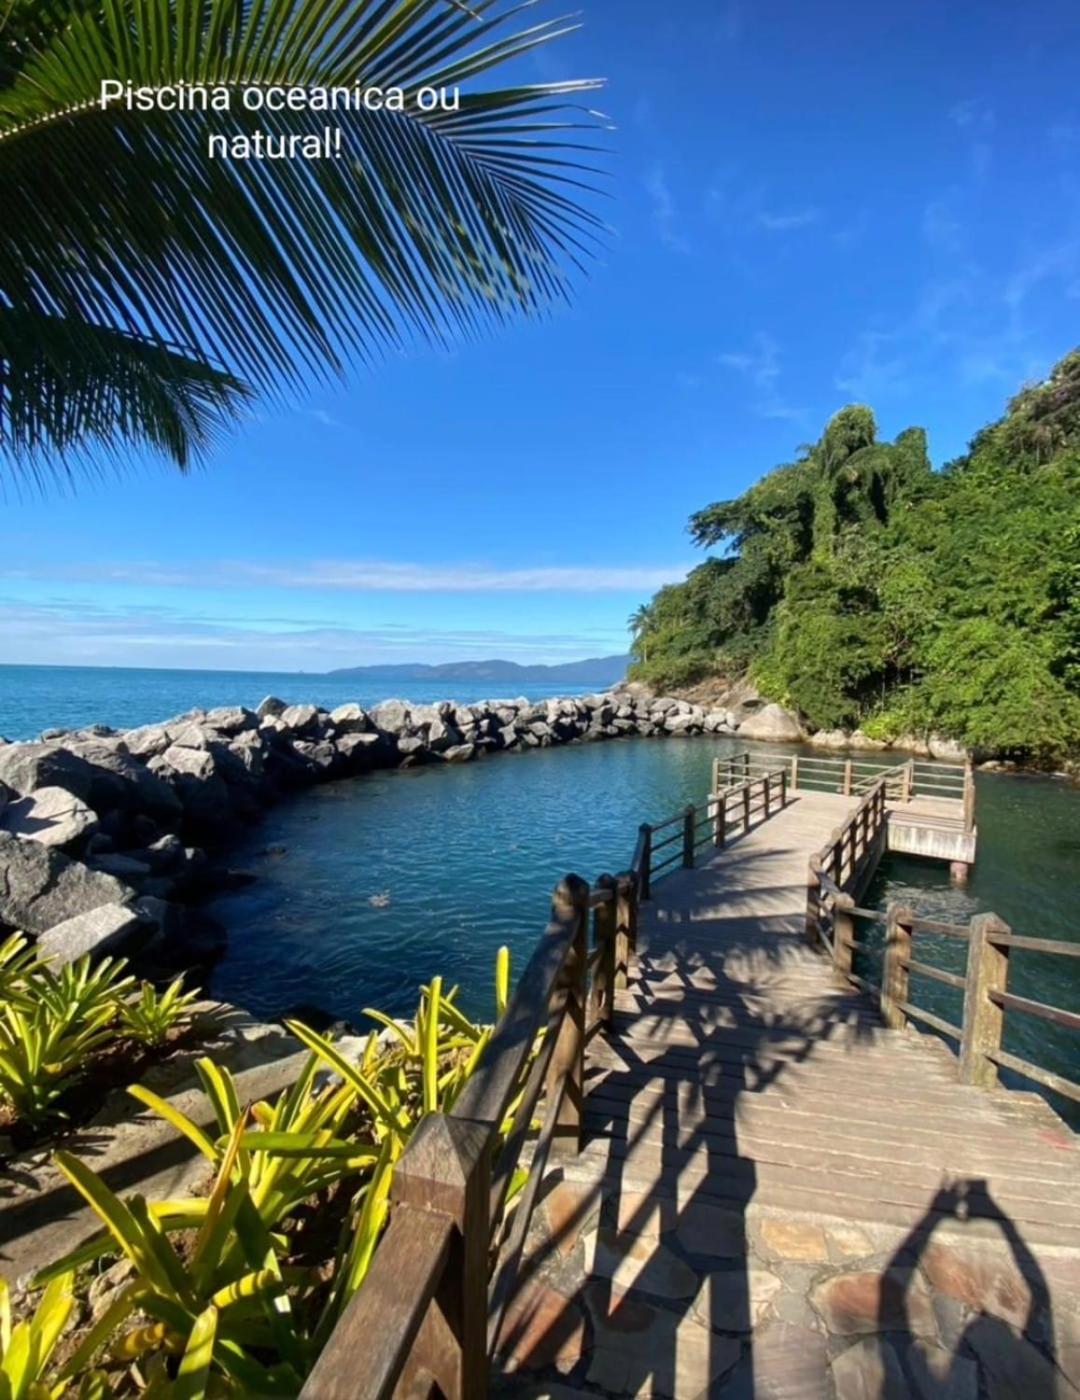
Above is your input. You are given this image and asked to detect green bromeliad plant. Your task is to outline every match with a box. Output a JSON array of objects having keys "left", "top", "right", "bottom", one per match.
[
  {"left": 11, "top": 949, "right": 515, "bottom": 1395},
  {"left": 0, "top": 949, "right": 202, "bottom": 1130}
]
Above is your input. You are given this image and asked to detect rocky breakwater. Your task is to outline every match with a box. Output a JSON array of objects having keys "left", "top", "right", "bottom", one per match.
[{"left": 0, "top": 691, "right": 739, "bottom": 971}]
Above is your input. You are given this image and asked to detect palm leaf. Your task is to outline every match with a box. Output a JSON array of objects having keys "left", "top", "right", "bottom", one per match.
[{"left": 0, "top": 0, "right": 607, "bottom": 479}]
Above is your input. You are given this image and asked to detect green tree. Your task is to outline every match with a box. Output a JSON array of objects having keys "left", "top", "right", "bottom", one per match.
[
  {"left": 0, "top": 0, "right": 605, "bottom": 483},
  {"left": 629, "top": 353, "right": 1080, "bottom": 763}
]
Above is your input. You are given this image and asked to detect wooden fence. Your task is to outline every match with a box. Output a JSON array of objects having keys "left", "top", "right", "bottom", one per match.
[
  {"left": 812, "top": 880, "right": 1080, "bottom": 1107},
  {"left": 300, "top": 869, "right": 639, "bottom": 1398},
  {"left": 804, "top": 777, "right": 889, "bottom": 952},
  {"left": 302, "top": 770, "right": 797, "bottom": 1397},
  {"left": 714, "top": 749, "right": 975, "bottom": 834},
  {"left": 635, "top": 766, "right": 790, "bottom": 899}
]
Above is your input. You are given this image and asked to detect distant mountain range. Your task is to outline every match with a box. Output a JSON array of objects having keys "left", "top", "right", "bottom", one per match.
[{"left": 325, "top": 655, "right": 630, "bottom": 686}]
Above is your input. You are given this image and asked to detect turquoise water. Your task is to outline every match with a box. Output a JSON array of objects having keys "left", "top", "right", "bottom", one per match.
[
  {"left": 0, "top": 664, "right": 578, "bottom": 741},
  {"left": 205, "top": 738, "right": 1080, "bottom": 1121}
]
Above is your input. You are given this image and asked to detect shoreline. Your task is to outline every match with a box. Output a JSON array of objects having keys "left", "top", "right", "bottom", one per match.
[{"left": 0, "top": 685, "right": 1062, "bottom": 980}]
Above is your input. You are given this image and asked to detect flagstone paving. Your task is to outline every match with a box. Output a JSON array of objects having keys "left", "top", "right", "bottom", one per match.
[{"left": 490, "top": 794, "right": 1080, "bottom": 1398}]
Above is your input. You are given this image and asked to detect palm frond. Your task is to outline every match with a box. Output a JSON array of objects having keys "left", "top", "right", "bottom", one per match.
[
  {"left": 0, "top": 0, "right": 609, "bottom": 480},
  {"left": 0, "top": 308, "right": 250, "bottom": 487}
]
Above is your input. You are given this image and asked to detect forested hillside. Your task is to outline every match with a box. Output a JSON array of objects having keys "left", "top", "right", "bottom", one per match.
[{"left": 630, "top": 351, "right": 1080, "bottom": 762}]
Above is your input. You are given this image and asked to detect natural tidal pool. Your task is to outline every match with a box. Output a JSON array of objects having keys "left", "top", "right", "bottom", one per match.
[{"left": 206, "top": 736, "right": 1079, "bottom": 1112}]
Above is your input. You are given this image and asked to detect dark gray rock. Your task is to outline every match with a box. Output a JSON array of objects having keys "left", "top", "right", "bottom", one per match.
[
  {"left": 0, "top": 743, "right": 95, "bottom": 802},
  {"left": 371, "top": 700, "right": 411, "bottom": 736},
  {"left": 122, "top": 723, "right": 175, "bottom": 759},
  {"left": 0, "top": 831, "right": 135, "bottom": 935},
  {"left": 87, "top": 852, "right": 154, "bottom": 880},
  {"left": 155, "top": 745, "right": 216, "bottom": 780},
  {"left": 329, "top": 703, "right": 370, "bottom": 733},
  {"left": 203, "top": 707, "right": 257, "bottom": 736},
  {"left": 279, "top": 704, "right": 322, "bottom": 736},
  {"left": 0, "top": 787, "right": 97, "bottom": 849},
  {"left": 36, "top": 903, "right": 147, "bottom": 966},
  {"left": 67, "top": 742, "right": 183, "bottom": 825},
  {"left": 256, "top": 695, "right": 287, "bottom": 719}
]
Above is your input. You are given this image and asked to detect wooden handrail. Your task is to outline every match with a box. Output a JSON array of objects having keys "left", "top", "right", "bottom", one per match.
[{"left": 814, "top": 891, "right": 1080, "bottom": 1110}]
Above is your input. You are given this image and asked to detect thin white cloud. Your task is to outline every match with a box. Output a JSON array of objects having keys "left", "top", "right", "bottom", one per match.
[
  {"left": 644, "top": 165, "right": 691, "bottom": 254},
  {"left": 306, "top": 409, "right": 347, "bottom": 430},
  {"left": 718, "top": 333, "right": 803, "bottom": 422},
  {"left": 757, "top": 208, "right": 820, "bottom": 232},
  {"left": 0, "top": 598, "right": 634, "bottom": 672},
  {"left": 0, "top": 560, "right": 692, "bottom": 595}
]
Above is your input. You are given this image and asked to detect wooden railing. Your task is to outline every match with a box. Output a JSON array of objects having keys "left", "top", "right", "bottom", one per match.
[
  {"left": 714, "top": 749, "right": 976, "bottom": 833},
  {"left": 804, "top": 778, "right": 889, "bottom": 951},
  {"left": 301, "top": 869, "right": 640, "bottom": 1399},
  {"left": 813, "top": 888, "right": 1080, "bottom": 1107},
  {"left": 636, "top": 766, "right": 790, "bottom": 899},
  {"left": 303, "top": 771, "right": 799, "bottom": 1396}
]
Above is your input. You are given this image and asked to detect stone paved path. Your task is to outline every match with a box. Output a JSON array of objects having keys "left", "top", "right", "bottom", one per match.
[{"left": 493, "top": 794, "right": 1080, "bottom": 1398}]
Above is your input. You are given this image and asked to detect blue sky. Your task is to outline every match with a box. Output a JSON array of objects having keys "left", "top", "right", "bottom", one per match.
[{"left": 4, "top": 0, "right": 1080, "bottom": 671}]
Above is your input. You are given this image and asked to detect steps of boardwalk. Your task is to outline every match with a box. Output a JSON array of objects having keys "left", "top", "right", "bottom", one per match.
[{"left": 494, "top": 796, "right": 1079, "bottom": 1399}]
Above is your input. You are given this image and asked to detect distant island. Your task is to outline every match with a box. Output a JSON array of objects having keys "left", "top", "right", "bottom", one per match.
[{"left": 325, "top": 655, "right": 630, "bottom": 686}]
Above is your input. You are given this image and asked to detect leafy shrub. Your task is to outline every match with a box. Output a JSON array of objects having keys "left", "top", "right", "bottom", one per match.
[
  {"left": 0, "top": 1270, "right": 77, "bottom": 1398},
  {"left": 0, "top": 998, "right": 118, "bottom": 1125},
  {"left": 118, "top": 976, "right": 199, "bottom": 1047},
  {"left": 18, "top": 950, "right": 514, "bottom": 1394}
]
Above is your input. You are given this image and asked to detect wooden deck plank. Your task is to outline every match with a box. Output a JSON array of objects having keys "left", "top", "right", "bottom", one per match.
[{"left": 504, "top": 792, "right": 1078, "bottom": 1399}]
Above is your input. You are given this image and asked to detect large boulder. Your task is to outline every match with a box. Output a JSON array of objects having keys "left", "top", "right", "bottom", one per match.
[
  {"left": 738, "top": 703, "right": 805, "bottom": 743},
  {"left": 279, "top": 704, "right": 323, "bottom": 736},
  {"left": 370, "top": 700, "right": 411, "bottom": 736},
  {"left": 0, "top": 830, "right": 136, "bottom": 935},
  {"left": 929, "top": 734, "right": 967, "bottom": 762},
  {"left": 66, "top": 743, "right": 183, "bottom": 825},
  {"left": 0, "top": 743, "right": 95, "bottom": 802},
  {"left": 808, "top": 729, "right": 851, "bottom": 750},
  {"left": 329, "top": 704, "right": 370, "bottom": 734},
  {"left": 36, "top": 903, "right": 147, "bottom": 966},
  {"left": 0, "top": 786, "right": 97, "bottom": 850}
]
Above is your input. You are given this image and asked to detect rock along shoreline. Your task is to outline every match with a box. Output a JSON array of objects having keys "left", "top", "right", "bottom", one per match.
[{"left": 0, "top": 688, "right": 773, "bottom": 972}]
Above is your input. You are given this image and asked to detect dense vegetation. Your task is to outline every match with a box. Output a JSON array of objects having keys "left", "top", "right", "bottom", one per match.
[{"left": 630, "top": 351, "right": 1080, "bottom": 763}]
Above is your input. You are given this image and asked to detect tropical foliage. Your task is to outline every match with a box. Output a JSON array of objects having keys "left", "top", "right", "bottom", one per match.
[
  {"left": 630, "top": 351, "right": 1080, "bottom": 762},
  {"left": 5, "top": 953, "right": 513, "bottom": 1396},
  {"left": 0, "top": 946, "right": 196, "bottom": 1127},
  {"left": 0, "top": 0, "right": 605, "bottom": 482}
]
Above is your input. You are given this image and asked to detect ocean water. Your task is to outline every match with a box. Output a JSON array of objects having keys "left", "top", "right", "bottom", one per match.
[
  {"left": 0, "top": 664, "right": 580, "bottom": 741},
  {"left": 201, "top": 736, "right": 1080, "bottom": 1119},
  {"left": 3, "top": 664, "right": 1077, "bottom": 1118}
]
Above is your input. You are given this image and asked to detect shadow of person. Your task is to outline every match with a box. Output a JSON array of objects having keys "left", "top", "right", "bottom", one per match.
[{"left": 880, "top": 1177, "right": 1071, "bottom": 1399}]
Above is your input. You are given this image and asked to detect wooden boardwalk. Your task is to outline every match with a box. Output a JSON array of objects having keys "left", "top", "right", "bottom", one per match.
[{"left": 496, "top": 793, "right": 1080, "bottom": 1398}]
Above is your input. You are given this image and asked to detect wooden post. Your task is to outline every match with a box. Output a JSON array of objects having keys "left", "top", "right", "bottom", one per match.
[
  {"left": 712, "top": 755, "right": 721, "bottom": 798},
  {"left": 638, "top": 824, "right": 652, "bottom": 902},
  {"left": 780, "top": 768, "right": 787, "bottom": 809},
  {"left": 744, "top": 752, "right": 751, "bottom": 780},
  {"left": 959, "top": 914, "right": 1010, "bottom": 1088},
  {"left": 743, "top": 781, "right": 751, "bottom": 833},
  {"left": 591, "top": 874, "right": 618, "bottom": 1028},
  {"left": 900, "top": 760, "right": 912, "bottom": 804},
  {"left": 806, "top": 859, "right": 822, "bottom": 947},
  {"left": 713, "top": 792, "right": 727, "bottom": 848},
  {"left": 391, "top": 1113, "right": 491, "bottom": 1399},
  {"left": 833, "top": 893, "right": 855, "bottom": 982},
  {"left": 962, "top": 757, "right": 976, "bottom": 835},
  {"left": 791, "top": 755, "right": 799, "bottom": 793},
  {"left": 843, "top": 759, "right": 853, "bottom": 797},
  {"left": 881, "top": 903, "right": 913, "bottom": 1029},
  {"left": 547, "top": 876, "right": 589, "bottom": 1155},
  {"left": 682, "top": 805, "right": 696, "bottom": 868},
  {"left": 614, "top": 872, "right": 636, "bottom": 990},
  {"left": 763, "top": 773, "right": 772, "bottom": 819}
]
